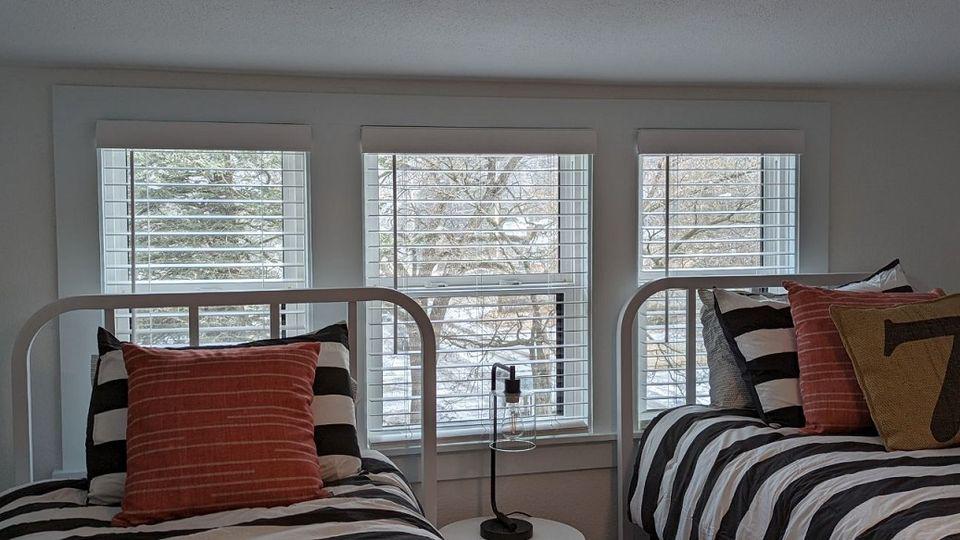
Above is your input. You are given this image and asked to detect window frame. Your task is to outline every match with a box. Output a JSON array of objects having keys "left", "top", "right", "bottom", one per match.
[{"left": 362, "top": 152, "right": 592, "bottom": 446}]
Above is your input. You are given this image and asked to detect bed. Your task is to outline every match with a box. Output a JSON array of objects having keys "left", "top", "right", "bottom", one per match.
[
  {"left": 0, "top": 450, "right": 440, "bottom": 539},
  {"left": 7, "top": 287, "right": 439, "bottom": 539},
  {"left": 613, "top": 272, "right": 960, "bottom": 539},
  {"left": 630, "top": 405, "right": 960, "bottom": 540}
]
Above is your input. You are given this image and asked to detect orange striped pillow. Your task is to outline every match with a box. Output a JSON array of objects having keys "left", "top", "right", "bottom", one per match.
[
  {"left": 784, "top": 281, "right": 945, "bottom": 434},
  {"left": 113, "top": 342, "right": 326, "bottom": 526}
]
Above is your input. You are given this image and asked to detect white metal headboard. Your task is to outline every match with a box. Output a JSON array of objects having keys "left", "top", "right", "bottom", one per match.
[
  {"left": 10, "top": 286, "right": 438, "bottom": 523},
  {"left": 615, "top": 272, "right": 866, "bottom": 540}
]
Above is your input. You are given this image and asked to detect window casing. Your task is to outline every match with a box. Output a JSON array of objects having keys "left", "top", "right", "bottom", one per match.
[
  {"left": 363, "top": 153, "right": 591, "bottom": 444},
  {"left": 99, "top": 148, "right": 310, "bottom": 345},
  {"left": 637, "top": 153, "right": 798, "bottom": 413}
]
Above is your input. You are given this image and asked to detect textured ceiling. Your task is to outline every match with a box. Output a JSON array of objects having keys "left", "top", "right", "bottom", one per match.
[{"left": 2, "top": 0, "right": 959, "bottom": 86}]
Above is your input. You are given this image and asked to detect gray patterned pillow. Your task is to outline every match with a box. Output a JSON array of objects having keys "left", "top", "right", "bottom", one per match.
[{"left": 698, "top": 289, "right": 755, "bottom": 409}]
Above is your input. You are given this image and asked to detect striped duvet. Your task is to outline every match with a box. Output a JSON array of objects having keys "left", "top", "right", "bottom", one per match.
[
  {"left": 0, "top": 452, "right": 440, "bottom": 539},
  {"left": 630, "top": 405, "right": 960, "bottom": 540}
]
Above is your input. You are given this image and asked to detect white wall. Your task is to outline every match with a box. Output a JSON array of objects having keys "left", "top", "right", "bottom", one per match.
[
  {"left": 46, "top": 85, "right": 831, "bottom": 483},
  {"left": 1, "top": 66, "right": 959, "bottom": 539}
]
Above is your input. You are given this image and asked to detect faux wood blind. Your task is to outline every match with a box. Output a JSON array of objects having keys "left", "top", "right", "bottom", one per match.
[
  {"left": 99, "top": 148, "right": 310, "bottom": 345},
  {"left": 363, "top": 153, "right": 591, "bottom": 443},
  {"left": 637, "top": 152, "right": 799, "bottom": 412}
]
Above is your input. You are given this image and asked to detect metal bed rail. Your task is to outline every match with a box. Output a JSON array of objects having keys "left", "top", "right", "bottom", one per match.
[
  {"left": 615, "top": 272, "right": 865, "bottom": 539},
  {"left": 10, "top": 286, "right": 439, "bottom": 523}
]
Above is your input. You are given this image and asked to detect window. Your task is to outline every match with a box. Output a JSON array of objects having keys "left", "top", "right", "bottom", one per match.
[
  {"left": 364, "top": 153, "right": 591, "bottom": 443},
  {"left": 99, "top": 148, "right": 310, "bottom": 345},
  {"left": 637, "top": 150, "right": 799, "bottom": 413}
]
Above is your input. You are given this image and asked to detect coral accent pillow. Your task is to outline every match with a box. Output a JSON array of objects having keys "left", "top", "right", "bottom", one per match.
[
  {"left": 113, "top": 342, "right": 326, "bottom": 526},
  {"left": 784, "top": 281, "right": 945, "bottom": 434},
  {"left": 831, "top": 294, "right": 960, "bottom": 451}
]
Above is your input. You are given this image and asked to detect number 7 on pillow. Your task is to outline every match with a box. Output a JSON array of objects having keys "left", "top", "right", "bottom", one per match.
[
  {"left": 831, "top": 294, "right": 960, "bottom": 451},
  {"left": 884, "top": 316, "right": 960, "bottom": 443}
]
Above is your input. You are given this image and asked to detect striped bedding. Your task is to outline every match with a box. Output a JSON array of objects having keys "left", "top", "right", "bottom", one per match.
[
  {"left": 630, "top": 405, "right": 960, "bottom": 540},
  {"left": 0, "top": 451, "right": 440, "bottom": 539}
]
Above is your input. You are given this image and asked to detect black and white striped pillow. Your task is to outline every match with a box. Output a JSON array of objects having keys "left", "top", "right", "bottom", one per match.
[
  {"left": 85, "top": 323, "right": 361, "bottom": 505},
  {"left": 712, "top": 259, "right": 912, "bottom": 427}
]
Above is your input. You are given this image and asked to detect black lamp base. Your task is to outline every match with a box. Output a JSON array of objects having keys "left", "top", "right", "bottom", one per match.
[{"left": 480, "top": 517, "right": 533, "bottom": 540}]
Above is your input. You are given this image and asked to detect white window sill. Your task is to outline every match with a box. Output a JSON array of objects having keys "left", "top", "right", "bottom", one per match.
[{"left": 380, "top": 431, "right": 629, "bottom": 483}]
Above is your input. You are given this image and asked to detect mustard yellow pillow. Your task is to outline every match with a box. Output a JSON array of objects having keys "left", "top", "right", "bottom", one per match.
[{"left": 831, "top": 294, "right": 960, "bottom": 451}]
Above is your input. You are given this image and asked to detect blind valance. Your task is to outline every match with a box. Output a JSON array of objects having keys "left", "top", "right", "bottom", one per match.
[
  {"left": 637, "top": 129, "right": 805, "bottom": 155},
  {"left": 360, "top": 126, "right": 597, "bottom": 154},
  {"left": 96, "top": 121, "right": 312, "bottom": 151}
]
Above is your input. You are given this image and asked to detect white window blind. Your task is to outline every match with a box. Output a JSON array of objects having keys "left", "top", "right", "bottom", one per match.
[
  {"left": 99, "top": 148, "right": 310, "bottom": 345},
  {"left": 363, "top": 153, "right": 591, "bottom": 444},
  {"left": 637, "top": 152, "right": 799, "bottom": 413}
]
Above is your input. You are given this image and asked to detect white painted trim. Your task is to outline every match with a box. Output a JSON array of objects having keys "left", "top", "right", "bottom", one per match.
[
  {"left": 615, "top": 272, "right": 865, "bottom": 540},
  {"left": 10, "top": 286, "right": 439, "bottom": 523},
  {"left": 95, "top": 120, "right": 312, "bottom": 151},
  {"left": 360, "top": 126, "right": 597, "bottom": 154}
]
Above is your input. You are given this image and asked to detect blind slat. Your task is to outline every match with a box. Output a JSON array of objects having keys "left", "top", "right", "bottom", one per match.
[
  {"left": 370, "top": 358, "right": 588, "bottom": 373},
  {"left": 367, "top": 299, "right": 589, "bottom": 310},
  {"left": 122, "top": 325, "right": 309, "bottom": 335},
  {"left": 369, "top": 387, "right": 589, "bottom": 403},
  {"left": 114, "top": 309, "right": 307, "bottom": 317},
  {"left": 370, "top": 401, "right": 590, "bottom": 418},
  {"left": 371, "top": 372, "right": 581, "bottom": 386},
  {"left": 367, "top": 228, "right": 589, "bottom": 234},
  {"left": 108, "top": 198, "right": 305, "bottom": 205},
  {"left": 367, "top": 315, "right": 589, "bottom": 327},
  {"left": 370, "top": 343, "right": 587, "bottom": 357},
  {"left": 107, "top": 247, "right": 304, "bottom": 253},
  {"left": 105, "top": 215, "right": 303, "bottom": 220}
]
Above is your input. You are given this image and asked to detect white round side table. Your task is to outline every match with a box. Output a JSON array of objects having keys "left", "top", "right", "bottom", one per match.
[{"left": 439, "top": 517, "right": 585, "bottom": 540}]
